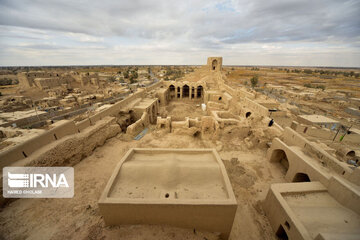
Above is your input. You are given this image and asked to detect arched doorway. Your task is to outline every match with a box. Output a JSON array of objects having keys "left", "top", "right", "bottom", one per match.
[
  {"left": 270, "top": 149, "right": 289, "bottom": 174},
  {"left": 191, "top": 87, "right": 195, "bottom": 99},
  {"left": 276, "top": 225, "right": 288, "bottom": 240},
  {"left": 182, "top": 85, "right": 189, "bottom": 98},
  {"left": 177, "top": 86, "right": 180, "bottom": 98},
  {"left": 169, "top": 85, "right": 175, "bottom": 99},
  {"left": 197, "top": 85, "right": 203, "bottom": 98},
  {"left": 246, "top": 112, "right": 251, "bottom": 118},
  {"left": 293, "top": 173, "right": 310, "bottom": 182},
  {"left": 212, "top": 60, "right": 218, "bottom": 70}
]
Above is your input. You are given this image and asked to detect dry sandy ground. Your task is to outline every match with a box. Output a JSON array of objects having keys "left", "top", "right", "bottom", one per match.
[
  {"left": 0, "top": 127, "right": 286, "bottom": 240},
  {"left": 161, "top": 100, "right": 207, "bottom": 121}
]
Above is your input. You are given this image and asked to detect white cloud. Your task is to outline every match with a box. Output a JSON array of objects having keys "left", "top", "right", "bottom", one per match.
[
  {"left": 0, "top": 0, "right": 359, "bottom": 66},
  {"left": 66, "top": 33, "right": 104, "bottom": 43}
]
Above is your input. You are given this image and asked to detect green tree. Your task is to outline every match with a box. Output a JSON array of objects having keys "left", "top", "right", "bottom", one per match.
[
  {"left": 129, "top": 70, "right": 138, "bottom": 83},
  {"left": 131, "top": 70, "right": 138, "bottom": 79},
  {"left": 250, "top": 75, "right": 258, "bottom": 88},
  {"left": 303, "top": 69, "right": 313, "bottom": 74}
]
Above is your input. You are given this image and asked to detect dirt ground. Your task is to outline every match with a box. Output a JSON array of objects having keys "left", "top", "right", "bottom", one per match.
[
  {"left": 0, "top": 125, "right": 286, "bottom": 240},
  {"left": 161, "top": 100, "right": 207, "bottom": 121}
]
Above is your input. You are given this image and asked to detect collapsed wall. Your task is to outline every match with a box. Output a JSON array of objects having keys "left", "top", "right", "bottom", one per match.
[
  {"left": 22, "top": 116, "right": 121, "bottom": 167},
  {"left": 126, "top": 112, "right": 150, "bottom": 136},
  {"left": 0, "top": 116, "right": 121, "bottom": 206}
]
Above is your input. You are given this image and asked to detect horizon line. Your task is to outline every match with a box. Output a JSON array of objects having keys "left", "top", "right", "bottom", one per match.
[{"left": 0, "top": 64, "right": 359, "bottom": 69}]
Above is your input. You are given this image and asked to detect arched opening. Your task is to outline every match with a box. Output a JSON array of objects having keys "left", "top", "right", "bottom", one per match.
[
  {"left": 177, "top": 87, "right": 180, "bottom": 98},
  {"left": 246, "top": 112, "right": 251, "bottom": 118},
  {"left": 183, "top": 85, "right": 189, "bottom": 98},
  {"left": 169, "top": 85, "right": 175, "bottom": 99},
  {"left": 276, "top": 225, "right": 288, "bottom": 240},
  {"left": 293, "top": 173, "right": 311, "bottom": 182},
  {"left": 191, "top": 87, "right": 195, "bottom": 99},
  {"left": 270, "top": 149, "right": 289, "bottom": 173},
  {"left": 346, "top": 150, "right": 355, "bottom": 157},
  {"left": 197, "top": 85, "right": 203, "bottom": 98},
  {"left": 212, "top": 60, "right": 218, "bottom": 70}
]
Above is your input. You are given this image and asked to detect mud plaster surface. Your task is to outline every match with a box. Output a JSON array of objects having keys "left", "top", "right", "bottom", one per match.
[
  {"left": 283, "top": 192, "right": 360, "bottom": 238},
  {"left": 0, "top": 127, "right": 286, "bottom": 240},
  {"left": 111, "top": 151, "right": 228, "bottom": 199}
]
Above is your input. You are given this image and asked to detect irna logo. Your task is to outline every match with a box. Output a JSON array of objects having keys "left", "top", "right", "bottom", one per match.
[
  {"left": 8, "top": 172, "right": 69, "bottom": 188},
  {"left": 3, "top": 167, "right": 74, "bottom": 198}
]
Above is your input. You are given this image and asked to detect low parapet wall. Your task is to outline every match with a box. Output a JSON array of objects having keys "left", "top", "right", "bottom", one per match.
[
  {"left": 238, "top": 88, "right": 255, "bottom": 99},
  {"left": 263, "top": 182, "right": 324, "bottom": 240},
  {"left": 171, "top": 118, "right": 190, "bottom": 129},
  {"left": 126, "top": 112, "right": 149, "bottom": 136},
  {"left": 327, "top": 176, "right": 360, "bottom": 214},
  {"left": 241, "top": 97, "right": 269, "bottom": 117},
  {"left": 0, "top": 108, "right": 77, "bottom": 128},
  {"left": 76, "top": 118, "right": 91, "bottom": 132},
  {"left": 211, "top": 111, "right": 240, "bottom": 128},
  {"left": 283, "top": 126, "right": 308, "bottom": 148},
  {"left": 0, "top": 120, "right": 77, "bottom": 169},
  {"left": 144, "top": 80, "right": 163, "bottom": 92},
  {"left": 222, "top": 83, "right": 255, "bottom": 100},
  {"left": 278, "top": 127, "right": 355, "bottom": 183},
  {"left": 98, "top": 148, "right": 237, "bottom": 239},
  {"left": 264, "top": 181, "right": 360, "bottom": 240},
  {"left": 291, "top": 121, "right": 360, "bottom": 144}
]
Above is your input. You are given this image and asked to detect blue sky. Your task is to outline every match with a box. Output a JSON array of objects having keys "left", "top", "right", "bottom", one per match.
[{"left": 0, "top": 0, "right": 359, "bottom": 67}]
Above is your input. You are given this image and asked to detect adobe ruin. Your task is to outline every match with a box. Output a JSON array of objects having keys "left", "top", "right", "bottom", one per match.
[{"left": 0, "top": 57, "right": 359, "bottom": 240}]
